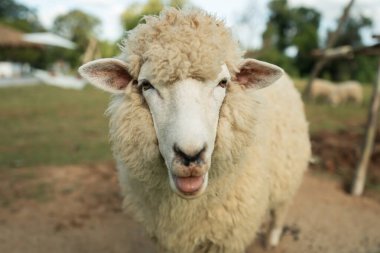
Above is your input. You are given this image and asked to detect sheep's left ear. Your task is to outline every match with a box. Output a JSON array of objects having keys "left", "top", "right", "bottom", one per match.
[
  {"left": 78, "top": 58, "right": 133, "bottom": 94},
  {"left": 234, "top": 59, "right": 284, "bottom": 89}
]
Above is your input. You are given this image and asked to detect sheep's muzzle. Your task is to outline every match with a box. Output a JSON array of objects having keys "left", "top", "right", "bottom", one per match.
[
  {"left": 173, "top": 175, "right": 205, "bottom": 194},
  {"left": 169, "top": 158, "right": 209, "bottom": 198}
]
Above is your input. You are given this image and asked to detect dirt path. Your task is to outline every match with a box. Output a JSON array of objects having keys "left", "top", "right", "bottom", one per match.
[{"left": 0, "top": 164, "right": 379, "bottom": 253}]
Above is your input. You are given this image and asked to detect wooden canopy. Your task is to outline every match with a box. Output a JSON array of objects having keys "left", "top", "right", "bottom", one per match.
[{"left": 0, "top": 24, "right": 40, "bottom": 48}]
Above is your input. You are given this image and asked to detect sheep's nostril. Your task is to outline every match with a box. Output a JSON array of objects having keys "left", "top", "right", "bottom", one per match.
[{"left": 173, "top": 144, "right": 206, "bottom": 166}]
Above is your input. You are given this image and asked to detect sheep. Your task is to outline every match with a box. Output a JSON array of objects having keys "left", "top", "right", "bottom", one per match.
[
  {"left": 78, "top": 8, "right": 311, "bottom": 253},
  {"left": 310, "top": 78, "right": 335, "bottom": 102},
  {"left": 310, "top": 79, "right": 363, "bottom": 105},
  {"left": 331, "top": 81, "right": 363, "bottom": 105}
]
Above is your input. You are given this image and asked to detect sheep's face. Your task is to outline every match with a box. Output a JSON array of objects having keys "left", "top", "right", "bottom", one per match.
[
  {"left": 79, "top": 58, "right": 283, "bottom": 199},
  {"left": 136, "top": 63, "right": 230, "bottom": 198}
]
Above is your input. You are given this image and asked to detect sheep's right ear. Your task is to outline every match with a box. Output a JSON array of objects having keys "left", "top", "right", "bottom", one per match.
[
  {"left": 78, "top": 58, "right": 133, "bottom": 93},
  {"left": 234, "top": 59, "right": 284, "bottom": 90}
]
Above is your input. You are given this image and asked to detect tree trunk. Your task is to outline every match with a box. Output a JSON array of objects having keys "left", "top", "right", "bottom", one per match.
[
  {"left": 82, "top": 37, "right": 99, "bottom": 64},
  {"left": 351, "top": 59, "right": 380, "bottom": 196},
  {"left": 303, "top": 0, "right": 355, "bottom": 99}
]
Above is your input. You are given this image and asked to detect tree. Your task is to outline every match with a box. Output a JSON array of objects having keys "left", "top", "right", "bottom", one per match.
[
  {"left": 121, "top": 0, "right": 187, "bottom": 32},
  {"left": 258, "top": 0, "right": 321, "bottom": 76},
  {"left": 302, "top": 0, "right": 355, "bottom": 99},
  {"left": 266, "top": 0, "right": 294, "bottom": 52},
  {"left": 0, "top": 0, "right": 43, "bottom": 32},
  {"left": 0, "top": 0, "right": 45, "bottom": 67},
  {"left": 321, "top": 15, "right": 376, "bottom": 83},
  {"left": 52, "top": 10, "right": 101, "bottom": 68},
  {"left": 99, "top": 40, "right": 119, "bottom": 58},
  {"left": 53, "top": 10, "right": 100, "bottom": 50},
  {"left": 292, "top": 7, "right": 321, "bottom": 76}
]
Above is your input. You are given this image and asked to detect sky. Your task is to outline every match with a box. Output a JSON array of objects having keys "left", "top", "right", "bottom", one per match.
[{"left": 18, "top": 0, "right": 380, "bottom": 49}]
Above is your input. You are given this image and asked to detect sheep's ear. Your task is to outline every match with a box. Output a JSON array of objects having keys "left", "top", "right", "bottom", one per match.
[
  {"left": 234, "top": 59, "right": 284, "bottom": 89},
  {"left": 78, "top": 58, "right": 133, "bottom": 93}
]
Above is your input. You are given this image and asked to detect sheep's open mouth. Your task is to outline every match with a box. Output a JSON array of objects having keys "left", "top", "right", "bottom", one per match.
[
  {"left": 169, "top": 172, "right": 208, "bottom": 198},
  {"left": 174, "top": 175, "right": 204, "bottom": 194}
]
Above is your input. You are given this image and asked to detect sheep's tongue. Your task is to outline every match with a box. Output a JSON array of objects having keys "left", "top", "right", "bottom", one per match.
[{"left": 175, "top": 176, "right": 204, "bottom": 193}]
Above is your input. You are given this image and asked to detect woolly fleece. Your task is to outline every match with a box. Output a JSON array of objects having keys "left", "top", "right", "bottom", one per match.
[
  {"left": 106, "top": 8, "right": 310, "bottom": 253},
  {"left": 119, "top": 8, "right": 243, "bottom": 84}
]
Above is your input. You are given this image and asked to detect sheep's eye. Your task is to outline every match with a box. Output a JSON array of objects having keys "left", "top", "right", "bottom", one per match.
[
  {"left": 218, "top": 78, "right": 228, "bottom": 88},
  {"left": 140, "top": 80, "right": 154, "bottom": 91}
]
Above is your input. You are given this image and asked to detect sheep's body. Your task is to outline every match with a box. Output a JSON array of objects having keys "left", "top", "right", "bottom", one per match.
[
  {"left": 310, "top": 79, "right": 335, "bottom": 102},
  {"left": 332, "top": 81, "right": 363, "bottom": 105},
  {"left": 109, "top": 73, "right": 310, "bottom": 253},
  {"left": 311, "top": 79, "right": 363, "bottom": 105},
  {"left": 82, "top": 8, "right": 310, "bottom": 253}
]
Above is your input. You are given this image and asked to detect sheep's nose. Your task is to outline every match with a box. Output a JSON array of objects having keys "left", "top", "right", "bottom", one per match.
[{"left": 173, "top": 144, "right": 206, "bottom": 166}]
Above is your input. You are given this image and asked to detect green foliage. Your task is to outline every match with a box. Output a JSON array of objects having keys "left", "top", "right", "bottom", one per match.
[
  {"left": 0, "top": 47, "right": 42, "bottom": 67},
  {"left": 335, "top": 15, "right": 372, "bottom": 47},
  {"left": 52, "top": 9, "right": 101, "bottom": 68},
  {"left": 260, "top": 0, "right": 321, "bottom": 76},
  {"left": 121, "top": 0, "right": 187, "bottom": 31},
  {"left": 291, "top": 7, "right": 320, "bottom": 76},
  {"left": 99, "top": 40, "right": 119, "bottom": 58},
  {"left": 266, "top": 0, "right": 294, "bottom": 52},
  {"left": 0, "top": 0, "right": 45, "bottom": 66},
  {"left": 0, "top": 0, "right": 43, "bottom": 32},
  {"left": 122, "top": 0, "right": 163, "bottom": 31},
  {"left": 353, "top": 56, "right": 378, "bottom": 84},
  {"left": 52, "top": 9, "right": 100, "bottom": 49},
  {"left": 261, "top": 0, "right": 376, "bottom": 84},
  {"left": 321, "top": 15, "right": 376, "bottom": 83},
  {"left": 256, "top": 47, "right": 298, "bottom": 76}
]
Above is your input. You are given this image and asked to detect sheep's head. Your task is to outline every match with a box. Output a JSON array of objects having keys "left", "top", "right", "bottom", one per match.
[
  {"left": 79, "top": 58, "right": 283, "bottom": 199},
  {"left": 78, "top": 9, "right": 283, "bottom": 199}
]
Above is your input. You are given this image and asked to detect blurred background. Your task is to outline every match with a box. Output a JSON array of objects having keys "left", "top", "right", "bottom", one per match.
[{"left": 0, "top": 0, "right": 380, "bottom": 253}]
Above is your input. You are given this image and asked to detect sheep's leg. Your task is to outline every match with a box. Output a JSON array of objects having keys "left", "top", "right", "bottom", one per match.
[{"left": 267, "top": 203, "right": 289, "bottom": 247}]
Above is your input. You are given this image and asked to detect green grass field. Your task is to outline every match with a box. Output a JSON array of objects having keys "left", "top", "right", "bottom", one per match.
[
  {"left": 0, "top": 80, "right": 374, "bottom": 169},
  {"left": 0, "top": 84, "right": 112, "bottom": 169}
]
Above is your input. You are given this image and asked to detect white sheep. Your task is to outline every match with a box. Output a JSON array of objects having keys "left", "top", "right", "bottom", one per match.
[
  {"left": 79, "top": 8, "right": 311, "bottom": 253},
  {"left": 310, "top": 79, "right": 363, "bottom": 105},
  {"left": 331, "top": 81, "right": 363, "bottom": 105},
  {"left": 310, "top": 78, "right": 335, "bottom": 102}
]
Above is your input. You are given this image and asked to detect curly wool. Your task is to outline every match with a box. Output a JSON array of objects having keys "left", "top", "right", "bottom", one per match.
[{"left": 120, "top": 8, "right": 243, "bottom": 84}]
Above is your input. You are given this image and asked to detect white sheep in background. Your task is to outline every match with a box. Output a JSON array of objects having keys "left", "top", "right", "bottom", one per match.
[
  {"left": 79, "top": 8, "right": 311, "bottom": 253},
  {"left": 311, "top": 79, "right": 363, "bottom": 105},
  {"left": 310, "top": 78, "right": 335, "bottom": 102},
  {"left": 331, "top": 81, "right": 363, "bottom": 105}
]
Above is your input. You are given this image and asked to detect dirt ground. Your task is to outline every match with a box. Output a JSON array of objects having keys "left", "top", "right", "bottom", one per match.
[
  {"left": 311, "top": 128, "right": 380, "bottom": 185},
  {"left": 0, "top": 131, "right": 380, "bottom": 253}
]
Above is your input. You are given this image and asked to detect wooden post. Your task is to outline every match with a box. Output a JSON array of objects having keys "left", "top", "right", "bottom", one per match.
[
  {"left": 303, "top": 0, "right": 355, "bottom": 99},
  {"left": 351, "top": 59, "right": 380, "bottom": 196}
]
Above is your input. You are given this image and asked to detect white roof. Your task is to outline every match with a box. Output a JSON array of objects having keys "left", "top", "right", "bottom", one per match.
[{"left": 23, "top": 33, "right": 76, "bottom": 49}]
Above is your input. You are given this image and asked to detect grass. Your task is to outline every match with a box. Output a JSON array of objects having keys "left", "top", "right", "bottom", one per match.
[
  {"left": 0, "top": 84, "right": 112, "bottom": 169},
  {"left": 0, "top": 80, "right": 375, "bottom": 169}
]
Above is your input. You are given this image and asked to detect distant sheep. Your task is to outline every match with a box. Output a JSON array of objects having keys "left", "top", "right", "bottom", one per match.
[
  {"left": 310, "top": 79, "right": 335, "bottom": 102},
  {"left": 331, "top": 81, "right": 363, "bottom": 105},
  {"left": 311, "top": 79, "right": 363, "bottom": 105},
  {"left": 79, "top": 8, "right": 310, "bottom": 253}
]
